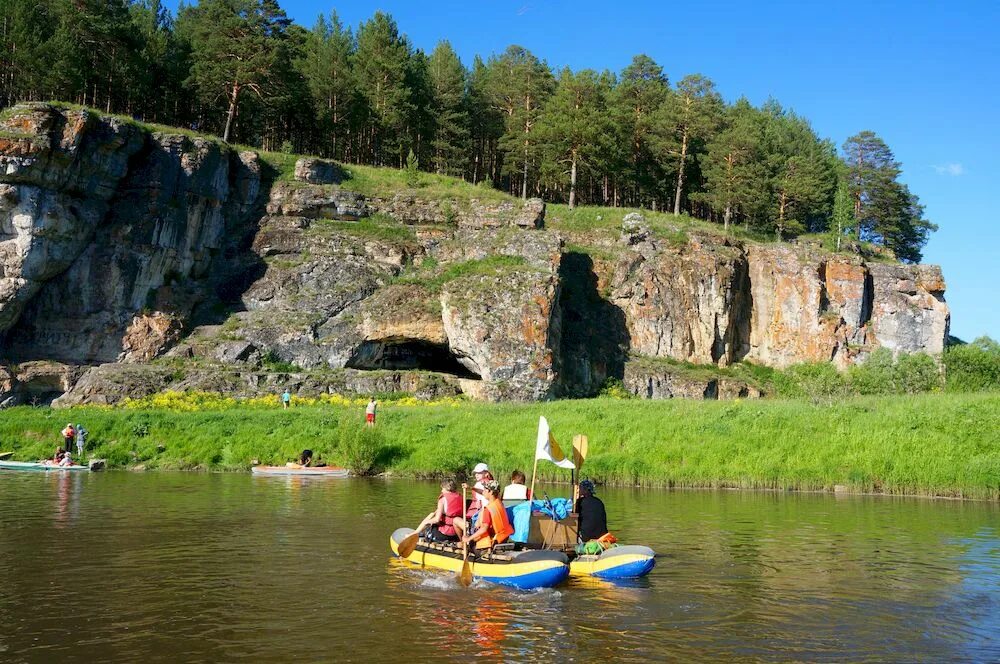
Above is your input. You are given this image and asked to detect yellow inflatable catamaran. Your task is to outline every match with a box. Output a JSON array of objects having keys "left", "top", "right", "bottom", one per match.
[{"left": 390, "top": 528, "right": 570, "bottom": 589}]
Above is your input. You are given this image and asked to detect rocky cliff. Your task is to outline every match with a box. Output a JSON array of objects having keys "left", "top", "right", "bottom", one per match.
[{"left": 0, "top": 104, "right": 950, "bottom": 406}]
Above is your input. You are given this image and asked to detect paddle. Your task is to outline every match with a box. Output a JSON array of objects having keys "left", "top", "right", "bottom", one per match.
[
  {"left": 397, "top": 528, "right": 420, "bottom": 559},
  {"left": 572, "top": 435, "right": 589, "bottom": 504},
  {"left": 458, "top": 486, "right": 473, "bottom": 587}
]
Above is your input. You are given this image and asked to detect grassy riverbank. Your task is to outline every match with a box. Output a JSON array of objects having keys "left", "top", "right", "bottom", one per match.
[{"left": 1, "top": 392, "right": 997, "bottom": 499}]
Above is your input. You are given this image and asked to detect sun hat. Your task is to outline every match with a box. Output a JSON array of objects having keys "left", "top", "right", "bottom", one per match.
[
  {"left": 472, "top": 462, "right": 490, "bottom": 473},
  {"left": 482, "top": 479, "right": 500, "bottom": 494}
]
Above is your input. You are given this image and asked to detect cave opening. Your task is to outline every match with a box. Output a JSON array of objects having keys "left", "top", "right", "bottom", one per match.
[{"left": 346, "top": 339, "right": 481, "bottom": 379}]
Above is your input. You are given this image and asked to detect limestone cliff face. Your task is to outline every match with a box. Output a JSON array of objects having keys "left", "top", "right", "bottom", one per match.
[
  {"left": 0, "top": 103, "right": 262, "bottom": 365},
  {"left": 0, "top": 104, "right": 950, "bottom": 406}
]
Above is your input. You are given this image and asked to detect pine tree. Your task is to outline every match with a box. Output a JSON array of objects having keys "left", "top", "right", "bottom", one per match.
[
  {"left": 0, "top": 0, "right": 56, "bottom": 106},
  {"left": 762, "top": 104, "right": 836, "bottom": 239},
  {"left": 842, "top": 131, "right": 934, "bottom": 261},
  {"left": 467, "top": 55, "right": 503, "bottom": 185},
  {"left": 536, "top": 68, "right": 611, "bottom": 208},
  {"left": 701, "top": 99, "right": 768, "bottom": 230},
  {"left": 427, "top": 41, "right": 470, "bottom": 177},
  {"left": 296, "top": 12, "right": 354, "bottom": 159},
  {"left": 486, "top": 45, "right": 553, "bottom": 199},
  {"left": 831, "top": 176, "right": 854, "bottom": 250},
  {"left": 612, "top": 55, "right": 668, "bottom": 208},
  {"left": 842, "top": 131, "right": 899, "bottom": 240},
  {"left": 183, "top": 0, "right": 291, "bottom": 143},
  {"left": 353, "top": 12, "right": 412, "bottom": 165},
  {"left": 655, "top": 74, "right": 722, "bottom": 215},
  {"left": 403, "top": 46, "right": 434, "bottom": 169}
]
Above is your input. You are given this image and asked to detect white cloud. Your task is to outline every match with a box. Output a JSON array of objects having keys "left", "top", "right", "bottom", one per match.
[
  {"left": 517, "top": 5, "right": 532, "bottom": 15},
  {"left": 933, "top": 163, "right": 965, "bottom": 176}
]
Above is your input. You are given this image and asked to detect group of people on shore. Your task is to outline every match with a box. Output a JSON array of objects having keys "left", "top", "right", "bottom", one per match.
[
  {"left": 411, "top": 462, "right": 610, "bottom": 552},
  {"left": 39, "top": 423, "right": 88, "bottom": 466}
]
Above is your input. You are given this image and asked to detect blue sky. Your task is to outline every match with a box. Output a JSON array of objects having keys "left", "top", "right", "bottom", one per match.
[{"left": 168, "top": 1, "right": 999, "bottom": 340}]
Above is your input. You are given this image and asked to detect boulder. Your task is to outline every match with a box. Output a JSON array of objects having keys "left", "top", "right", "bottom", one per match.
[
  {"left": 119, "top": 312, "right": 184, "bottom": 363},
  {"left": 293, "top": 157, "right": 345, "bottom": 185}
]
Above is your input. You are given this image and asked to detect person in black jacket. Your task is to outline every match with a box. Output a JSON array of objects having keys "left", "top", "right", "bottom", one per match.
[{"left": 575, "top": 479, "right": 608, "bottom": 542}]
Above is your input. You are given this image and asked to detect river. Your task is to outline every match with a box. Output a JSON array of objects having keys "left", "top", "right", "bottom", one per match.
[{"left": 0, "top": 472, "right": 997, "bottom": 662}]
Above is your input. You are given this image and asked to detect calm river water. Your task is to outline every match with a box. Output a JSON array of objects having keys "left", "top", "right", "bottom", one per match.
[{"left": 0, "top": 472, "right": 998, "bottom": 662}]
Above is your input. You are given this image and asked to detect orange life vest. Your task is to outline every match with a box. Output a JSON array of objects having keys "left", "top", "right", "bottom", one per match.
[
  {"left": 438, "top": 491, "right": 463, "bottom": 536},
  {"left": 475, "top": 498, "right": 514, "bottom": 549}
]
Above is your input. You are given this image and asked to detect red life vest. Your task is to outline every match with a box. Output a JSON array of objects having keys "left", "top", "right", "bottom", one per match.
[{"left": 438, "top": 491, "right": 463, "bottom": 536}]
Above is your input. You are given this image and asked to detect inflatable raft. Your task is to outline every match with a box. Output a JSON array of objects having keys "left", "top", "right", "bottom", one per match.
[
  {"left": 390, "top": 528, "right": 570, "bottom": 590},
  {"left": 251, "top": 465, "right": 349, "bottom": 477},
  {"left": 568, "top": 545, "right": 656, "bottom": 580},
  {"left": 0, "top": 460, "right": 89, "bottom": 472}
]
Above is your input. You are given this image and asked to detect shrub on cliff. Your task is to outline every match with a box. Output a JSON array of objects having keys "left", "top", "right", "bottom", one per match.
[{"left": 944, "top": 337, "right": 1000, "bottom": 392}]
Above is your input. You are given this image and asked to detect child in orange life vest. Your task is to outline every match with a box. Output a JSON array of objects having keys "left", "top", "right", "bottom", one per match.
[
  {"left": 414, "top": 479, "right": 463, "bottom": 543},
  {"left": 461, "top": 480, "right": 514, "bottom": 550}
]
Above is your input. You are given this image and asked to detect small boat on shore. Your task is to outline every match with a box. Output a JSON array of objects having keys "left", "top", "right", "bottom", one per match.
[
  {"left": 251, "top": 465, "right": 350, "bottom": 477},
  {"left": 390, "top": 527, "right": 570, "bottom": 590},
  {"left": 0, "top": 460, "right": 89, "bottom": 472}
]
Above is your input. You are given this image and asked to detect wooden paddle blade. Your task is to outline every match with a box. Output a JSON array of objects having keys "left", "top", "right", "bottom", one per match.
[
  {"left": 397, "top": 531, "right": 420, "bottom": 558},
  {"left": 459, "top": 559, "right": 473, "bottom": 587},
  {"left": 573, "top": 434, "right": 589, "bottom": 470}
]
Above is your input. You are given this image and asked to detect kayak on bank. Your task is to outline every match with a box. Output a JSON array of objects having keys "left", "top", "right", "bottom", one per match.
[
  {"left": 390, "top": 527, "right": 570, "bottom": 590},
  {"left": 0, "top": 460, "right": 89, "bottom": 472},
  {"left": 251, "top": 465, "right": 349, "bottom": 477}
]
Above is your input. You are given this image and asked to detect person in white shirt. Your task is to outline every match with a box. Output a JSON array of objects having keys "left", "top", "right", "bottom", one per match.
[{"left": 502, "top": 469, "right": 530, "bottom": 501}]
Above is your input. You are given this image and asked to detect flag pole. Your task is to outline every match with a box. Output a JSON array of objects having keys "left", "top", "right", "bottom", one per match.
[{"left": 529, "top": 457, "right": 539, "bottom": 503}]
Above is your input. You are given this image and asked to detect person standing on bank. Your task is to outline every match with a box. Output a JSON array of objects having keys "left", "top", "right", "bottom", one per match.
[
  {"left": 575, "top": 479, "right": 609, "bottom": 542},
  {"left": 61, "top": 423, "right": 75, "bottom": 450},
  {"left": 282, "top": 389, "right": 291, "bottom": 409},
  {"left": 365, "top": 398, "right": 377, "bottom": 427},
  {"left": 74, "top": 424, "right": 87, "bottom": 458}
]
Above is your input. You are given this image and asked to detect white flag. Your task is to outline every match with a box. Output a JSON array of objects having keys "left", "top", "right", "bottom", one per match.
[{"left": 536, "top": 416, "right": 575, "bottom": 469}]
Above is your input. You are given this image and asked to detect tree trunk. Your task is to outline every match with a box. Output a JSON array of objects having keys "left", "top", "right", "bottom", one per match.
[
  {"left": 521, "top": 147, "right": 528, "bottom": 200},
  {"left": 673, "top": 130, "right": 688, "bottom": 215},
  {"left": 569, "top": 154, "right": 578, "bottom": 209},
  {"left": 724, "top": 205, "right": 732, "bottom": 231},
  {"left": 223, "top": 83, "right": 240, "bottom": 143},
  {"left": 777, "top": 191, "right": 786, "bottom": 240}
]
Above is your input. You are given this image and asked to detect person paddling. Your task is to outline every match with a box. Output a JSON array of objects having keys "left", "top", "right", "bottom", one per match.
[
  {"left": 413, "top": 479, "right": 463, "bottom": 543},
  {"left": 461, "top": 480, "right": 514, "bottom": 552}
]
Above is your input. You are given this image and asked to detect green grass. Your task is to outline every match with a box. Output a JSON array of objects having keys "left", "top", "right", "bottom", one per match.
[
  {"left": 394, "top": 254, "right": 529, "bottom": 293},
  {"left": 342, "top": 163, "right": 509, "bottom": 202},
  {"left": 253, "top": 148, "right": 511, "bottom": 205},
  {"left": 311, "top": 214, "right": 419, "bottom": 245},
  {"left": 1, "top": 392, "right": 996, "bottom": 499}
]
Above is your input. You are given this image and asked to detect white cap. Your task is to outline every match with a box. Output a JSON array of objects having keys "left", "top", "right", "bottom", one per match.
[{"left": 472, "top": 462, "right": 489, "bottom": 473}]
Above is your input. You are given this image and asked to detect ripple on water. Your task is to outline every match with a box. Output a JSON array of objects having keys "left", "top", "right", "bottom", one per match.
[{"left": 1, "top": 475, "right": 998, "bottom": 661}]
